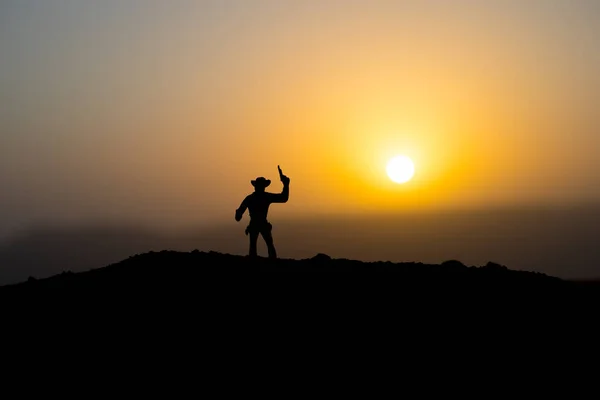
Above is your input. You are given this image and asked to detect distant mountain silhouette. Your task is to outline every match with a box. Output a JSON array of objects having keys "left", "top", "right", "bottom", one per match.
[{"left": 0, "top": 225, "right": 170, "bottom": 285}]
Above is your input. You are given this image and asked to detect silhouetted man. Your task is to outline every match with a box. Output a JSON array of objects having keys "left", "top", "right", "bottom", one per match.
[{"left": 235, "top": 166, "right": 290, "bottom": 258}]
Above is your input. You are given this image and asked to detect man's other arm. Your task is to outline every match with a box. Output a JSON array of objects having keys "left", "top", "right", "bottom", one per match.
[{"left": 235, "top": 197, "right": 249, "bottom": 221}]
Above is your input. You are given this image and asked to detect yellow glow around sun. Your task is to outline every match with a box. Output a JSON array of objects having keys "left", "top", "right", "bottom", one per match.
[{"left": 386, "top": 155, "right": 415, "bottom": 184}]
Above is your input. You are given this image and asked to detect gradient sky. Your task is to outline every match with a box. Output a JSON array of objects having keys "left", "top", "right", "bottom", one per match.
[{"left": 1, "top": 0, "right": 599, "bottom": 237}]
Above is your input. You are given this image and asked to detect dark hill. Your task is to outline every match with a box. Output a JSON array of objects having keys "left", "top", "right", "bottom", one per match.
[
  {"left": 2, "top": 250, "right": 599, "bottom": 349},
  {"left": 1, "top": 250, "right": 597, "bottom": 302}
]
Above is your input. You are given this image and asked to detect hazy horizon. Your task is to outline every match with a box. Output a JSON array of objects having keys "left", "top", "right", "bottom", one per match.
[
  {"left": 2, "top": 1, "right": 599, "bottom": 280},
  {"left": 1, "top": 201, "right": 599, "bottom": 285}
]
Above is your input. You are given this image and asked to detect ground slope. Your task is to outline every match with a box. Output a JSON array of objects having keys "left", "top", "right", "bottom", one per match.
[{"left": 0, "top": 250, "right": 590, "bottom": 297}]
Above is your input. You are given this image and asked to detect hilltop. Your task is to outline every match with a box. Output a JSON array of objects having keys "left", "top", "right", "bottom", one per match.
[
  {"left": 2, "top": 250, "right": 600, "bottom": 341},
  {"left": 0, "top": 250, "right": 593, "bottom": 299}
]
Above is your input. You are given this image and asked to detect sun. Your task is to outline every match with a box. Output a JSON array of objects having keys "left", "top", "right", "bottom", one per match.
[{"left": 386, "top": 155, "right": 415, "bottom": 184}]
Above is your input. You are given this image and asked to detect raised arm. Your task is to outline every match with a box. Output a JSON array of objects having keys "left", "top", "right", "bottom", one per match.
[
  {"left": 269, "top": 165, "right": 290, "bottom": 203},
  {"left": 269, "top": 182, "right": 289, "bottom": 203}
]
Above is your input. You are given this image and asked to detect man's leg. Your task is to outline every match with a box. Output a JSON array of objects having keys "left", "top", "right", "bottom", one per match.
[
  {"left": 261, "top": 226, "right": 277, "bottom": 259},
  {"left": 249, "top": 230, "right": 259, "bottom": 257}
]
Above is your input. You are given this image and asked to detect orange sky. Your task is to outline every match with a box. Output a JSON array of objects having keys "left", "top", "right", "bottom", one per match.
[{"left": 1, "top": 1, "right": 599, "bottom": 232}]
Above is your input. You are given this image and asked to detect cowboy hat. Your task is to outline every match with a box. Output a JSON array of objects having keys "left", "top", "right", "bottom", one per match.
[{"left": 251, "top": 177, "right": 271, "bottom": 188}]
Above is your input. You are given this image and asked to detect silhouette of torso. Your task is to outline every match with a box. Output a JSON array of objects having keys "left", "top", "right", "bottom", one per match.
[{"left": 242, "top": 189, "right": 288, "bottom": 223}]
